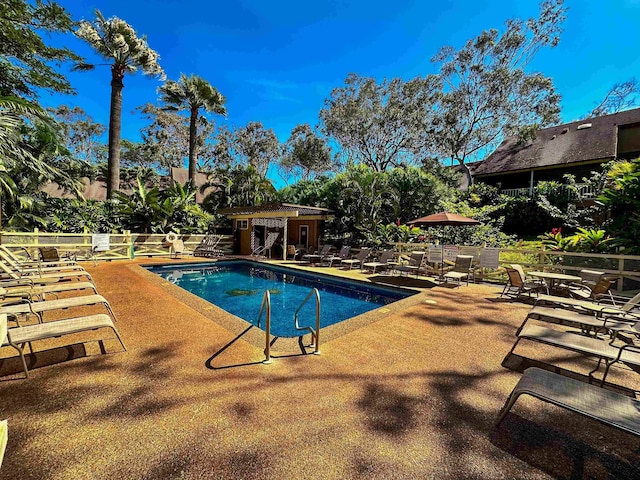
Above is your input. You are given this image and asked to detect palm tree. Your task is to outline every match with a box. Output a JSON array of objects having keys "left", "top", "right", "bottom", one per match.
[
  {"left": 158, "top": 74, "right": 226, "bottom": 185},
  {"left": 75, "top": 10, "right": 165, "bottom": 199}
]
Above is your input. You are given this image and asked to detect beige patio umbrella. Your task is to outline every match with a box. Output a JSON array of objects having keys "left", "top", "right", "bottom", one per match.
[{"left": 407, "top": 211, "right": 481, "bottom": 227}]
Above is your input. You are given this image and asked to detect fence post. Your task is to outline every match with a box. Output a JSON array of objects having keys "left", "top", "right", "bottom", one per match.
[
  {"left": 618, "top": 257, "right": 624, "bottom": 291},
  {"left": 125, "top": 230, "right": 134, "bottom": 259}
]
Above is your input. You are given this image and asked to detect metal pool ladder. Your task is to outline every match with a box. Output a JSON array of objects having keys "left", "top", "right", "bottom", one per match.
[{"left": 257, "top": 288, "right": 321, "bottom": 364}]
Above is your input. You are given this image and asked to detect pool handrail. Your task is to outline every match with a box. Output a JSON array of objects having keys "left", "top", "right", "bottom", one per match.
[
  {"left": 257, "top": 290, "right": 272, "bottom": 364},
  {"left": 294, "top": 288, "right": 321, "bottom": 355}
]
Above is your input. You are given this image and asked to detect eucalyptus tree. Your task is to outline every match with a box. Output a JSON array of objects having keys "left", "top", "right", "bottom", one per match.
[
  {"left": 214, "top": 122, "right": 281, "bottom": 177},
  {"left": 49, "top": 105, "right": 106, "bottom": 163},
  {"left": 158, "top": 74, "right": 226, "bottom": 184},
  {"left": 75, "top": 11, "right": 165, "bottom": 198},
  {"left": 590, "top": 78, "right": 639, "bottom": 117},
  {"left": 0, "top": 0, "right": 79, "bottom": 98},
  {"left": 280, "top": 124, "right": 332, "bottom": 182},
  {"left": 319, "top": 73, "right": 440, "bottom": 171},
  {"left": 431, "top": 0, "right": 565, "bottom": 186}
]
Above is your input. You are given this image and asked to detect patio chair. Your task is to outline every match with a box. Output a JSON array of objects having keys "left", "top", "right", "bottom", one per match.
[
  {"left": 286, "top": 245, "right": 302, "bottom": 260},
  {"left": 362, "top": 250, "right": 397, "bottom": 274},
  {"left": 500, "top": 268, "right": 542, "bottom": 298},
  {"left": 568, "top": 277, "right": 616, "bottom": 303},
  {"left": 0, "top": 312, "right": 126, "bottom": 379},
  {"left": 496, "top": 367, "right": 640, "bottom": 438},
  {"left": 341, "top": 248, "right": 371, "bottom": 270},
  {"left": 252, "top": 232, "right": 280, "bottom": 258},
  {"left": 170, "top": 239, "right": 186, "bottom": 259},
  {"left": 395, "top": 251, "right": 425, "bottom": 278},
  {"left": 323, "top": 246, "right": 351, "bottom": 267},
  {"left": 441, "top": 255, "right": 474, "bottom": 286},
  {"left": 511, "top": 264, "right": 547, "bottom": 292}
]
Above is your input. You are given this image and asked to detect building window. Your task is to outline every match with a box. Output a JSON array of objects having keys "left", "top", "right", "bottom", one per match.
[
  {"left": 618, "top": 123, "right": 640, "bottom": 159},
  {"left": 237, "top": 219, "right": 248, "bottom": 230}
]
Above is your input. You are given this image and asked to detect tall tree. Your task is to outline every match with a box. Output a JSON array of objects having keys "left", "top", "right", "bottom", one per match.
[
  {"left": 214, "top": 121, "right": 281, "bottom": 177},
  {"left": 319, "top": 74, "right": 440, "bottom": 171},
  {"left": 590, "top": 78, "right": 639, "bottom": 117},
  {"left": 158, "top": 74, "right": 226, "bottom": 184},
  {"left": 431, "top": 0, "right": 566, "bottom": 186},
  {"left": 0, "top": 0, "right": 79, "bottom": 99},
  {"left": 75, "top": 11, "right": 165, "bottom": 199},
  {"left": 280, "top": 124, "right": 332, "bottom": 182},
  {"left": 48, "top": 105, "right": 106, "bottom": 163}
]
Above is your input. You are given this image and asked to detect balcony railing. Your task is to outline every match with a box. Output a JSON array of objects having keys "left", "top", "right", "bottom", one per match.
[{"left": 501, "top": 183, "right": 597, "bottom": 199}]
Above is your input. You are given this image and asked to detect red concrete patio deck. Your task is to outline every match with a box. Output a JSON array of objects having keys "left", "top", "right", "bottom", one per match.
[{"left": 0, "top": 258, "right": 639, "bottom": 479}]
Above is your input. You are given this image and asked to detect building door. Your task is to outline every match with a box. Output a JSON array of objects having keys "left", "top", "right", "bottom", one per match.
[{"left": 299, "top": 225, "right": 309, "bottom": 249}]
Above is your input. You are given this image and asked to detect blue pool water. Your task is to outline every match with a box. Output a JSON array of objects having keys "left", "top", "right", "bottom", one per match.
[{"left": 146, "top": 261, "right": 414, "bottom": 337}]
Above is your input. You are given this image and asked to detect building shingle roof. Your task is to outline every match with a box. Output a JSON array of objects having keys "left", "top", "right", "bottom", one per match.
[
  {"left": 471, "top": 107, "right": 640, "bottom": 177},
  {"left": 219, "top": 203, "right": 333, "bottom": 217}
]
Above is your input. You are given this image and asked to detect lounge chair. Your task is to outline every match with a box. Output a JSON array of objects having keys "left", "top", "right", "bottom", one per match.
[
  {"left": 193, "top": 235, "right": 224, "bottom": 258},
  {"left": 509, "top": 322, "right": 640, "bottom": 385},
  {"left": 341, "top": 247, "right": 371, "bottom": 270},
  {"left": 362, "top": 250, "right": 397, "bottom": 274},
  {"left": 0, "top": 260, "right": 94, "bottom": 285},
  {"left": 501, "top": 267, "right": 543, "bottom": 298},
  {"left": 0, "top": 245, "right": 77, "bottom": 268},
  {"left": 0, "top": 250, "right": 84, "bottom": 274},
  {"left": 496, "top": 367, "right": 640, "bottom": 438},
  {"left": 441, "top": 255, "right": 474, "bottom": 286},
  {"left": 395, "top": 251, "right": 425, "bottom": 278},
  {"left": 302, "top": 244, "right": 333, "bottom": 264},
  {"left": 323, "top": 246, "right": 351, "bottom": 267},
  {"left": 534, "top": 291, "right": 640, "bottom": 318},
  {"left": 0, "top": 280, "right": 97, "bottom": 300},
  {"left": 0, "top": 312, "right": 126, "bottom": 379},
  {"left": 252, "top": 232, "right": 280, "bottom": 259},
  {"left": 0, "top": 291, "right": 118, "bottom": 325}
]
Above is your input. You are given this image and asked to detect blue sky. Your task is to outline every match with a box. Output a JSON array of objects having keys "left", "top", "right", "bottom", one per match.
[{"left": 41, "top": 0, "right": 640, "bottom": 184}]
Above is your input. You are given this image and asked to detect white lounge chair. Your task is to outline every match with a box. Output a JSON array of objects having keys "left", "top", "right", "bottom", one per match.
[
  {"left": 362, "top": 250, "right": 397, "bottom": 274},
  {"left": 0, "top": 313, "right": 126, "bottom": 379},
  {"left": 252, "top": 232, "right": 280, "bottom": 258},
  {"left": 341, "top": 248, "right": 370, "bottom": 270}
]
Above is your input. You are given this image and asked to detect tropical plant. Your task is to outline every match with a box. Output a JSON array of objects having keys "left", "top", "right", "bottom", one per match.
[
  {"left": 201, "top": 164, "right": 276, "bottom": 212},
  {"left": 0, "top": 0, "right": 79, "bottom": 98},
  {"left": 75, "top": 11, "right": 165, "bottom": 198},
  {"left": 158, "top": 74, "right": 226, "bottom": 183}
]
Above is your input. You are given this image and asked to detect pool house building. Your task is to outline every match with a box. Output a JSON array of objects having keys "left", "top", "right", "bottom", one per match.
[{"left": 220, "top": 203, "right": 334, "bottom": 258}]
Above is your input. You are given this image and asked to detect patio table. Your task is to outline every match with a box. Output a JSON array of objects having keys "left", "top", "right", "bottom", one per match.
[{"left": 529, "top": 271, "right": 582, "bottom": 295}]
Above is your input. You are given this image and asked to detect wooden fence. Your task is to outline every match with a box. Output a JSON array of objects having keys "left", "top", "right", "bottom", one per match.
[
  {"left": 0, "top": 230, "right": 233, "bottom": 262},
  {"left": 391, "top": 243, "right": 640, "bottom": 292}
]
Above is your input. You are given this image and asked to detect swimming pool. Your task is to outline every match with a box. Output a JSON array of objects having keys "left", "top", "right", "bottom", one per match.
[{"left": 146, "top": 261, "right": 415, "bottom": 337}]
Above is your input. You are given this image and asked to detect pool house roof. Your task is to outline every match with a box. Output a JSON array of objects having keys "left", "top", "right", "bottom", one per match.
[{"left": 219, "top": 202, "right": 334, "bottom": 220}]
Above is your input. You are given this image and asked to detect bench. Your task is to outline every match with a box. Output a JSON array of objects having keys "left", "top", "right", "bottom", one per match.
[
  {"left": 496, "top": 367, "right": 640, "bottom": 437},
  {"left": 1, "top": 313, "right": 126, "bottom": 378}
]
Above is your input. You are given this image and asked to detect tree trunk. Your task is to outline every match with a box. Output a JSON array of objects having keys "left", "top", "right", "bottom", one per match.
[
  {"left": 460, "top": 161, "right": 473, "bottom": 189},
  {"left": 107, "top": 67, "right": 125, "bottom": 199},
  {"left": 188, "top": 107, "right": 198, "bottom": 185}
]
